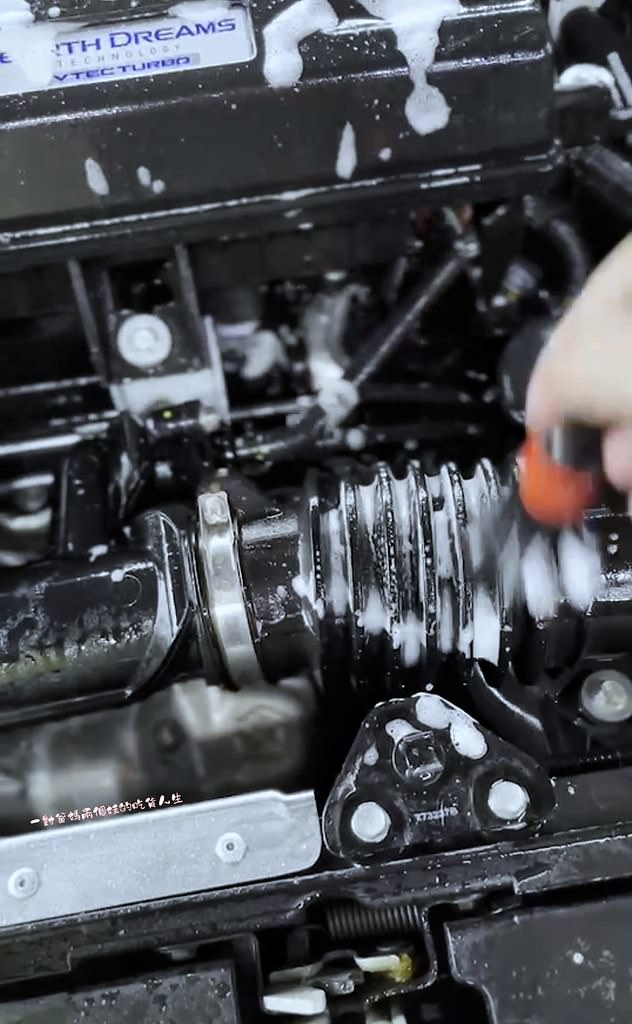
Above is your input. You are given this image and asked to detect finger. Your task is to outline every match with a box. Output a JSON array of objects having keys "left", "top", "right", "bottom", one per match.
[
  {"left": 603, "top": 427, "right": 632, "bottom": 492},
  {"left": 526, "top": 234, "right": 632, "bottom": 430}
]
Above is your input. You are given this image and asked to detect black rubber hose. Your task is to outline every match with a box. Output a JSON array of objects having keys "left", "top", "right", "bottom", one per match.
[
  {"left": 573, "top": 144, "right": 632, "bottom": 224},
  {"left": 523, "top": 196, "right": 591, "bottom": 303}
]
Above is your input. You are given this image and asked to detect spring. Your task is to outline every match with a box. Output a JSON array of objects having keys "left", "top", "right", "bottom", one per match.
[
  {"left": 325, "top": 902, "right": 426, "bottom": 942},
  {"left": 303, "top": 459, "right": 514, "bottom": 697}
]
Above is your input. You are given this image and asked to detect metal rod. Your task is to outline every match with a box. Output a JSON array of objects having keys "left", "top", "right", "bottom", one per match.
[{"left": 347, "top": 248, "right": 468, "bottom": 391}]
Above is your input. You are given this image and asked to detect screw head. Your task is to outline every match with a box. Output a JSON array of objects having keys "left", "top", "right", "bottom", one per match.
[
  {"left": 116, "top": 314, "right": 172, "bottom": 370},
  {"left": 349, "top": 801, "right": 391, "bottom": 844},
  {"left": 8, "top": 867, "right": 39, "bottom": 900},
  {"left": 487, "top": 780, "right": 529, "bottom": 822},
  {"left": 581, "top": 670, "right": 632, "bottom": 723},
  {"left": 215, "top": 832, "right": 246, "bottom": 864}
]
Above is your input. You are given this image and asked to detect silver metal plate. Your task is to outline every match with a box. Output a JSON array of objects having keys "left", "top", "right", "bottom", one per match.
[
  {"left": 0, "top": 0, "right": 256, "bottom": 96},
  {"left": 0, "top": 789, "right": 321, "bottom": 928}
]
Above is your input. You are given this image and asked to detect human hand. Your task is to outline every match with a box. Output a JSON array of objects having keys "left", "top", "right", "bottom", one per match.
[{"left": 525, "top": 234, "right": 632, "bottom": 493}]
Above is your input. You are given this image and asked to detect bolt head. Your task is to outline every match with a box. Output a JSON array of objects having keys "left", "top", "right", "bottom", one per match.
[
  {"left": 349, "top": 801, "right": 391, "bottom": 844},
  {"left": 116, "top": 314, "right": 173, "bottom": 370},
  {"left": 487, "top": 779, "right": 529, "bottom": 822},
  {"left": 201, "top": 493, "right": 229, "bottom": 526},
  {"left": 8, "top": 867, "right": 39, "bottom": 900},
  {"left": 215, "top": 832, "right": 246, "bottom": 864},
  {"left": 581, "top": 670, "right": 632, "bottom": 723}
]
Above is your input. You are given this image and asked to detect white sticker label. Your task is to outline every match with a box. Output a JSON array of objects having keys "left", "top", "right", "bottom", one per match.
[{"left": 0, "top": 0, "right": 256, "bottom": 94}]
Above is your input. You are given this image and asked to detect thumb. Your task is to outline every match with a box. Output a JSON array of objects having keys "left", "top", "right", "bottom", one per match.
[{"left": 526, "top": 234, "right": 632, "bottom": 431}]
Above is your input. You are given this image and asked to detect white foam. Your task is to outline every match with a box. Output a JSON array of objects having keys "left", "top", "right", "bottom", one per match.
[
  {"left": 364, "top": 743, "right": 379, "bottom": 766},
  {"left": 473, "top": 585, "right": 499, "bottom": 664},
  {"left": 357, "top": 0, "right": 461, "bottom": 135},
  {"left": 137, "top": 166, "right": 152, "bottom": 187},
  {"left": 84, "top": 158, "right": 110, "bottom": 197},
  {"left": 345, "top": 428, "right": 366, "bottom": 451},
  {"left": 438, "top": 589, "right": 453, "bottom": 653},
  {"left": 392, "top": 612, "right": 425, "bottom": 668},
  {"left": 336, "top": 121, "right": 357, "bottom": 180},
  {"left": 358, "top": 588, "right": 388, "bottom": 635},
  {"left": 88, "top": 544, "right": 108, "bottom": 562},
  {"left": 521, "top": 534, "right": 559, "bottom": 621},
  {"left": 558, "top": 529, "right": 601, "bottom": 612},
  {"left": 385, "top": 718, "right": 418, "bottom": 744},
  {"left": 415, "top": 693, "right": 487, "bottom": 760},
  {"left": 317, "top": 378, "right": 359, "bottom": 428},
  {"left": 378, "top": 147, "right": 392, "bottom": 161},
  {"left": 262, "top": 0, "right": 338, "bottom": 88},
  {"left": 241, "top": 329, "right": 286, "bottom": 380}
]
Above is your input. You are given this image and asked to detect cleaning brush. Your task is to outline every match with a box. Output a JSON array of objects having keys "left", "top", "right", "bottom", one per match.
[{"left": 518, "top": 424, "right": 602, "bottom": 528}]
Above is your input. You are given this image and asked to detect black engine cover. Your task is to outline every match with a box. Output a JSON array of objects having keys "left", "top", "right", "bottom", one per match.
[{"left": 0, "top": 0, "right": 556, "bottom": 264}]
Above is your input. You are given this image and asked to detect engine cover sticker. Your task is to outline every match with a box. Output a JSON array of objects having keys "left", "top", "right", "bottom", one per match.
[{"left": 0, "top": 0, "right": 255, "bottom": 95}]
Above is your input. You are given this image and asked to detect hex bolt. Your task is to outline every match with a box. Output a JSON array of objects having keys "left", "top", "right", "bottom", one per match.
[
  {"left": 215, "top": 832, "right": 246, "bottom": 864},
  {"left": 350, "top": 801, "right": 391, "bottom": 844},
  {"left": 580, "top": 670, "right": 632, "bottom": 723},
  {"left": 116, "top": 314, "right": 173, "bottom": 370},
  {"left": 487, "top": 779, "right": 530, "bottom": 822},
  {"left": 201, "top": 493, "right": 229, "bottom": 527},
  {"left": 8, "top": 867, "right": 39, "bottom": 900}
]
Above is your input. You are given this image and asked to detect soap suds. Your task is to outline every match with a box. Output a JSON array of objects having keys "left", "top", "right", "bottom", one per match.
[
  {"left": 152, "top": 179, "right": 166, "bottom": 194},
  {"left": 472, "top": 585, "right": 499, "bottom": 664},
  {"left": 336, "top": 121, "right": 357, "bottom": 180},
  {"left": 558, "top": 529, "right": 601, "bottom": 612},
  {"left": 364, "top": 743, "right": 379, "bottom": 766},
  {"left": 521, "top": 534, "right": 558, "bottom": 621},
  {"left": 438, "top": 589, "right": 453, "bottom": 653},
  {"left": 385, "top": 718, "right": 419, "bottom": 744},
  {"left": 415, "top": 692, "right": 487, "bottom": 759},
  {"left": 392, "top": 612, "right": 425, "bottom": 668},
  {"left": 358, "top": 588, "right": 388, "bottom": 635},
  {"left": 378, "top": 147, "right": 392, "bottom": 161},
  {"left": 137, "top": 166, "right": 152, "bottom": 187},
  {"left": 262, "top": 0, "right": 338, "bottom": 89},
  {"left": 88, "top": 544, "right": 108, "bottom": 562},
  {"left": 317, "top": 378, "right": 359, "bottom": 428},
  {"left": 241, "top": 329, "right": 287, "bottom": 381},
  {"left": 345, "top": 428, "right": 366, "bottom": 451},
  {"left": 356, "top": 0, "right": 462, "bottom": 135},
  {"left": 84, "top": 158, "right": 110, "bottom": 197}
]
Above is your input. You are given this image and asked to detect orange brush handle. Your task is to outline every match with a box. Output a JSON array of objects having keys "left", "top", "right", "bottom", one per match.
[{"left": 518, "top": 434, "right": 598, "bottom": 527}]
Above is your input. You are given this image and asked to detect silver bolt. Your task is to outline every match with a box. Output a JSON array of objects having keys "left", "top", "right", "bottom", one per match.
[
  {"left": 216, "top": 832, "right": 246, "bottom": 864},
  {"left": 487, "top": 780, "right": 529, "bottom": 822},
  {"left": 581, "top": 670, "right": 632, "bottom": 723},
  {"left": 8, "top": 867, "right": 39, "bottom": 900},
  {"left": 350, "top": 801, "right": 391, "bottom": 844},
  {"left": 116, "top": 314, "right": 173, "bottom": 370},
  {"left": 201, "top": 493, "right": 229, "bottom": 526}
]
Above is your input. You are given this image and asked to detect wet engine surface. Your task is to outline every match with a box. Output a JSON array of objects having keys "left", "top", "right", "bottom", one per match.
[{"left": 2, "top": 0, "right": 632, "bottom": 1021}]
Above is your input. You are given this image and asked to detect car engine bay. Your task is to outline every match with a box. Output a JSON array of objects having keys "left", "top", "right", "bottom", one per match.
[{"left": 2, "top": 0, "right": 632, "bottom": 1020}]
